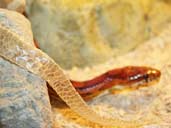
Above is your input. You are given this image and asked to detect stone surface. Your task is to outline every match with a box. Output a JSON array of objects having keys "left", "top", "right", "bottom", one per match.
[
  {"left": 26, "top": 0, "right": 171, "bottom": 69},
  {"left": 0, "top": 9, "right": 52, "bottom": 128},
  {"left": 0, "top": 57, "right": 52, "bottom": 128}
]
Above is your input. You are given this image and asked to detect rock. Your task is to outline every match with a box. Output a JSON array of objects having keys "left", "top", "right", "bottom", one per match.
[
  {"left": 26, "top": 0, "right": 171, "bottom": 69},
  {"left": 25, "top": 0, "right": 144, "bottom": 69},
  {"left": 0, "top": 58, "right": 52, "bottom": 128},
  {"left": 0, "top": 9, "right": 52, "bottom": 128},
  {"left": 0, "top": 0, "right": 26, "bottom": 13}
]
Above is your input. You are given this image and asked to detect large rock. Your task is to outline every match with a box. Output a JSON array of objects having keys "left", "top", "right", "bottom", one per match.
[
  {"left": 0, "top": 58, "right": 52, "bottom": 128},
  {"left": 26, "top": 0, "right": 171, "bottom": 69},
  {"left": 0, "top": 9, "right": 52, "bottom": 128}
]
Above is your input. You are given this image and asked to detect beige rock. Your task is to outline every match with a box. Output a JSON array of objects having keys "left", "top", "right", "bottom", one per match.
[
  {"left": 0, "top": 0, "right": 26, "bottom": 13},
  {"left": 25, "top": 0, "right": 144, "bottom": 69},
  {"left": 26, "top": 0, "right": 171, "bottom": 69}
]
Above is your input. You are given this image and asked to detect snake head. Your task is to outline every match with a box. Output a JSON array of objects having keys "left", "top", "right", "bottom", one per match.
[{"left": 125, "top": 66, "right": 161, "bottom": 88}]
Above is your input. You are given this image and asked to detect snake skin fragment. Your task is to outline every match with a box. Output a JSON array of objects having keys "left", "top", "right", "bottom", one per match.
[{"left": 0, "top": 18, "right": 160, "bottom": 127}]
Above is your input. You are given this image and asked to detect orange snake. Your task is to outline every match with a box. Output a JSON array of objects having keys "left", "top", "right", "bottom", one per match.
[{"left": 34, "top": 40, "right": 161, "bottom": 101}]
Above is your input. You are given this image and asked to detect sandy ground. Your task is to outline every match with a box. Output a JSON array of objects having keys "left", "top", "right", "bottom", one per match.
[{"left": 52, "top": 25, "right": 171, "bottom": 128}]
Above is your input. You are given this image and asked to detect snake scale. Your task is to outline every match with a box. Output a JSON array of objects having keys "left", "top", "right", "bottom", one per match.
[{"left": 0, "top": 9, "right": 159, "bottom": 127}]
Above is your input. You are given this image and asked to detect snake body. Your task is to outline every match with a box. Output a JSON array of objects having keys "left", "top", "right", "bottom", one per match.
[
  {"left": 0, "top": 9, "right": 159, "bottom": 127},
  {"left": 71, "top": 66, "right": 161, "bottom": 100}
]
